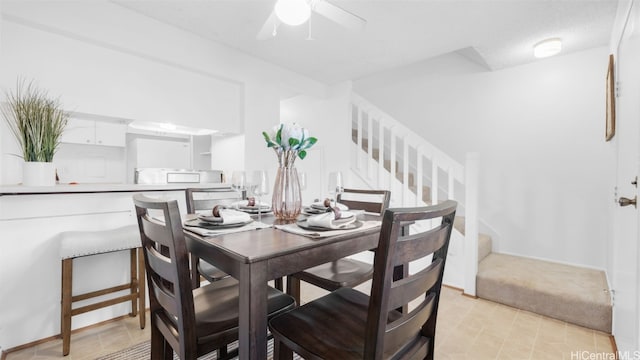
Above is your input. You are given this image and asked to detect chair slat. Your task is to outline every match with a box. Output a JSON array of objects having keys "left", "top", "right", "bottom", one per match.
[
  {"left": 150, "top": 277, "right": 180, "bottom": 318},
  {"left": 387, "top": 259, "right": 443, "bottom": 311},
  {"left": 393, "top": 224, "right": 450, "bottom": 267},
  {"left": 186, "top": 187, "right": 243, "bottom": 213},
  {"left": 385, "top": 293, "right": 436, "bottom": 351},
  {"left": 144, "top": 245, "right": 177, "bottom": 285},
  {"left": 340, "top": 199, "right": 385, "bottom": 214},
  {"left": 141, "top": 217, "right": 173, "bottom": 247}
]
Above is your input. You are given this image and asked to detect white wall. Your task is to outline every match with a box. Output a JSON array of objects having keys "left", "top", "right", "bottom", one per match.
[
  {"left": 0, "top": 1, "right": 327, "bottom": 185},
  {"left": 354, "top": 47, "right": 615, "bottom": 269}
]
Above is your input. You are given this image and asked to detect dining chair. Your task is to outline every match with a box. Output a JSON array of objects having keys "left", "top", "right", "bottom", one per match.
[
  {"left": 133, "top": 194, "right": 296, "bottom": 360},
  {"left": 185, "top": 187, "right": 243, "bottom": 288},
  {"left": 269, "top": 200, "right": 457, "bottom": 360},
  {"left": 286, "top": 188, "right": 391, "bottom": 304}
]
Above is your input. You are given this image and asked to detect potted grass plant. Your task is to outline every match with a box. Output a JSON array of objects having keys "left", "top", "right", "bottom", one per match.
[{"left": 2, "top": 79, "right": 68, "bottom": 186}]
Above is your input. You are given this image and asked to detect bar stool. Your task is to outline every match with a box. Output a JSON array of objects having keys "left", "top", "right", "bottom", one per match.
[{"left": 58, "top": 224, "right": 145, "bottom": 356}]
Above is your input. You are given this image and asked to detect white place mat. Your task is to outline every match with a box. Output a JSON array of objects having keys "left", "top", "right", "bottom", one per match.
[
  {"left": 274, "top": 220, "right": 381, "bottom": 238},
  {"left": 184, "top": 221, "right": 272, "bottom": 237}
]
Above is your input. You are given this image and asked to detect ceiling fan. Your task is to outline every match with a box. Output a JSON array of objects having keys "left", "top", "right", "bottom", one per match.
[{"left": 256, "top": 0, "right": 366, "bottom": 40}]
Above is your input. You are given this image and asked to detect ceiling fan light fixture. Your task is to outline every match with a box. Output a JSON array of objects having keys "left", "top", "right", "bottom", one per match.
[
  {"left": 533, "top": 38, "right": 562, "bottom": 58},
  {"left": 275, "top": 0, "right": 311, "bottom": 26}
]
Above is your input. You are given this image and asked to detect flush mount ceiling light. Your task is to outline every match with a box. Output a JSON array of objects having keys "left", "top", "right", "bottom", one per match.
[
  {"left": 275, "top": 0, "right": 311, "bottom": 26},
  {"left": 533, "top": 38, "right": 562, "bottom": 58}
]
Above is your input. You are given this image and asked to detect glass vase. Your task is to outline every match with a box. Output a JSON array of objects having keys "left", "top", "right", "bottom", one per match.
[{"left": 272, "top": 151, "right": 302, "bottom": 221}]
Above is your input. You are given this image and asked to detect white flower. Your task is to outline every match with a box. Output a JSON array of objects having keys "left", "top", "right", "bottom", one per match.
[
  {"left": 262, "top": 122, "right": 317, "bottom": 160},
  {"left": 280, "top": 123, "right": 305, "bottom": 149}
]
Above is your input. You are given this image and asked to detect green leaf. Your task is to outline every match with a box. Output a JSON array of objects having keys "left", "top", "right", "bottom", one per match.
[
  {"left": 275, "top": 125, "right": 282, "bottom": 145},
  {"left": 301, "top": 137, "right": 318, "bottom": 149},
  {"left": 298, "top": 150, "right": 307, "bottom": 160},
  {"left": 262, "top": 131, "right": 270, "bottom": 142},
  {"left": 288, "top": 138, "right": 300, "bottom": 148},
  {"left": 262, "top": 131, "right": 276, "bottom": 147}
]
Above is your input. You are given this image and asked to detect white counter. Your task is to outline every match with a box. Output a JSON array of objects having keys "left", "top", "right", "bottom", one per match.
[
  {"left": 0, "top": 182, "right": 228, "bottom": 195},
  {"left": 0, "top": 183, "right": 232, "bottom": 351}
]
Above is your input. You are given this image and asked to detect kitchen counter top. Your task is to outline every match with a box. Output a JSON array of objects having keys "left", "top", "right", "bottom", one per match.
[{"left": 0, "top": 182, "right": 230, "bottom": 195}]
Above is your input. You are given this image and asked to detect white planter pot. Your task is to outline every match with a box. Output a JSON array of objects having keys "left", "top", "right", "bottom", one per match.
[{"left": 23, "top": 162, "right": 56, "bottom": 186}]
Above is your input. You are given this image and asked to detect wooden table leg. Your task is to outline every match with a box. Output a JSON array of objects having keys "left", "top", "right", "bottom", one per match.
[
  {"left": 286, "top": 275, "right": 301, "bottom": 305},
  {"left": 239, "top": 261, "right": 268, "bottom": 359}
]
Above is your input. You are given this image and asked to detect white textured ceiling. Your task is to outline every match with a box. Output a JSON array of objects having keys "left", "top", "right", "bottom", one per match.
[{"left": 114, "top": 0, "right": 618, "bottom": 84}]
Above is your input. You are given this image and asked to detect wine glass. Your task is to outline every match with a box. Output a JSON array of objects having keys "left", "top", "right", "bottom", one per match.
[
  {"left": 327, "top": 171, "right": 343, "bottom": 207},
  {"left": 231, "top": 171, "right": 246, "bottom": 198},
  {"left": 249, "top": 170, "right": 269, "bottom": 222}
]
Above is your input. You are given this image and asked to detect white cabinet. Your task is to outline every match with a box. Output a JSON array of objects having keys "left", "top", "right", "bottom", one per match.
[{"left": 61, "top": 118, "right": 127, "bottom": 147}]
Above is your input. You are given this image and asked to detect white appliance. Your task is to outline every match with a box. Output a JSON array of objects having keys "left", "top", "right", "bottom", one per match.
[
  {"left": 134, "top": 168, "right": 223, "bottom": 184},
  {"left": 127, "top": 138, "right": 191, "bottom": 182}
]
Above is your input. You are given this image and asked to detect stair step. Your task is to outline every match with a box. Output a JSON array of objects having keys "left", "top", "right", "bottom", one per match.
[
  {"left": 407, "top": 185, "right": 432, "bottom": 203},
  {"left": 453, "top": 216, "right": 492, "bottom": 263},
  {"left": 476, "top": 253, "right": 612, "bottom": 333}
]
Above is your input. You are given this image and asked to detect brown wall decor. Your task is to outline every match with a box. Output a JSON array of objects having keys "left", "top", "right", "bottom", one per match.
[{"left": 606, "top": 54, "right": 615, "bottom": 141}]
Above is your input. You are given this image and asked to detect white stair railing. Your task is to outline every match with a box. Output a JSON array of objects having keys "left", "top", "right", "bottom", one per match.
[{"left": 350, "top": 93, "right": 479, "bottom": 296}]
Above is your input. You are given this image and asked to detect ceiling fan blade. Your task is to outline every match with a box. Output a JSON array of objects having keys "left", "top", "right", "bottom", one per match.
[
  {"left": 256, "top": 11, "right": 280, "bottom": 40},
  {"left": 312, "top": 0, "right": 366, "bottom": 31}
]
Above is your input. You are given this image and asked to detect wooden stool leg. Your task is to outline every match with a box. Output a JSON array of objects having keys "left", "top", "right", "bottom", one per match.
[
  {"left": 274, "top": 338, "right": 293, "bottom": 360},
  {"left": 129, "top": 249, "right": 137, "bottom": 317},
  {"left": 138, "top": 248, "right": 146, "bottom": 329},
  {"left": 61, "top": 258, "right": 73, "bottom": 356}
]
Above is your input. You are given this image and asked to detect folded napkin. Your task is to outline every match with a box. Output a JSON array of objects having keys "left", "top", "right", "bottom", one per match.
[
  {"left": 230, "top": 200, "right": 271, "bottom": 210},
  {"left": 310, "top": 201, "right": 349, "bottom": 211},
  {"left": 307, "top": 211, "right": 356, "bottom": 229},
  {"left": 198, "top": 209, "right": 252, "bottom": 224}
]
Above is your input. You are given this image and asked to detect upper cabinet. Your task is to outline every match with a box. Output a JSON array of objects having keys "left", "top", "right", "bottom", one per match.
[{"left": 61, "top": 118, "right": 127, "bottom": 147}]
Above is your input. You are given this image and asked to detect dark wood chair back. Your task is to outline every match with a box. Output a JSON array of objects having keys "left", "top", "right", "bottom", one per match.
[
  {"left": 185, "top": 187, "right": 244, "bottom": 214},
  {"left": 337, "top": 188, "right": 391, "bottom": 214},
  {"left": 287, "top": 188, "right": 392, "bottom": 303},
  {"left": 366, "top": 200, "right": 456, "bottom": 359},
  {"left": 185, "top": 187, "right": 245, "bottom": 288},
  {"left": 269, "top": 200, "right": 457, "bottom": 359},
  {"left": 133, "top": 194, "right": 200, "bottom": 359}
]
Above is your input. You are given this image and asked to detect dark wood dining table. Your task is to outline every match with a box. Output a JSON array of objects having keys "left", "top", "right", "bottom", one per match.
[{"left": 184, "top": 214, "right": 381, "bottom": 359}]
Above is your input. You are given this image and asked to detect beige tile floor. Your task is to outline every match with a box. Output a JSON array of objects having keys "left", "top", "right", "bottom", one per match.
[{"left": 4, "top": 283, "right": 614, "bottom": 360}]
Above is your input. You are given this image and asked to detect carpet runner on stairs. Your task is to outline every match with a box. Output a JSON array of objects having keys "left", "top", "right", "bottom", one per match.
[{"left": 476, "top": 253, "right": 612, "bottom": 333}]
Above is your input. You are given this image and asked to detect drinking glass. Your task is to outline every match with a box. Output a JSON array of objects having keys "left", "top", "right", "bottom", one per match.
[
  {"left": 327, "top": 171, "right": 343, "bottom": 207},
  {"left": 250, "top": 170, "right": 269, "bottom": 222},
  {"left": 231, "top": 171, "right": 246, "bottom": 198}
]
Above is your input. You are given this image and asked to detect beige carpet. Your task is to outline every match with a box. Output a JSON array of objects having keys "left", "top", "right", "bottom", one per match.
[
  {"left": 477, "top": 253, "right": 612, "bottom": 333},
  {"left": 96, "top": 339, "right": 301, "bottom": 360}
]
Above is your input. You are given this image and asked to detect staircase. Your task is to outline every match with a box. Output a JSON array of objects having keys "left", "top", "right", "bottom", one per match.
[
  {"left": 349, "top": 93, "right": 481, "bottom": 294},
  {"left": 349, "top": 93, "right": 612, "bottom": 333}
]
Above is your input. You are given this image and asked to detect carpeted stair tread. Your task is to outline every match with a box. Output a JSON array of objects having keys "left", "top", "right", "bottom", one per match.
[{"left": 477, "top": 253, "right": 611, "bottom": 333}]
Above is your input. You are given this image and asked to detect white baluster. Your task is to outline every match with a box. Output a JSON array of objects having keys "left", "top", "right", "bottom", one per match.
[
  {"left": 448, "top": 166, "right": 455, "bottom": 200},
  {"left": 367, "top": 112, "right": 374, "bottom": 180},
  {"left": 402, "top": 137, "right": 409, "bottom": 206},
  {"left": 356, "top": 106, "right": 363, "bottom": 171},
  {"left": 378, "top": 118, "right": 385, "bottom": 189},
  {"left": 416, "top": 146, "right": 424, "bottom": 206},
  {"left": 464, "top": 152, "right": 479, "bottom": 297},
  {"left": 431, "top": 159, "right": 439, "bottom": 205},
  {"left": 389, "top": 128, "right": 397, "bottom": 205}
]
